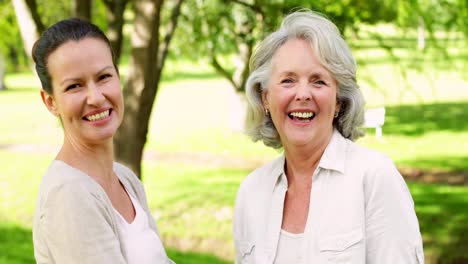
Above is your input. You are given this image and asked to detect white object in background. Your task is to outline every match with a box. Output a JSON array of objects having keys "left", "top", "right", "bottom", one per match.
[{"left": 364, "top": 107, "right": 386, "bottom": 138}]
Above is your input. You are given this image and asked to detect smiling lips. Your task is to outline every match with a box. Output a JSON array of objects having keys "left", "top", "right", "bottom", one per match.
[
  {"left": 288, "top": 111, "right": 315, "bottom": 122},
  {"left": 84, "top": 109, "right": 111, "bottom": 122}
]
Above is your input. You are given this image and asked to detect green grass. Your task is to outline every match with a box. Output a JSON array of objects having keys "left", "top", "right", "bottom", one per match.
[
  {"left": 410, "top": 183, "right": 468, "bottom": 263},
  {"left": 358, "top": 102, "right": 468, "bottom": 173},
  {"left": 0, "top": 223, "right": 35, "bottom": 264}
]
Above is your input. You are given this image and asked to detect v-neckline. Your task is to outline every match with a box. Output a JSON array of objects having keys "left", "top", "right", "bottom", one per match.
[{"left": 113, "top": 187, "right": 138, "bottom": 225}]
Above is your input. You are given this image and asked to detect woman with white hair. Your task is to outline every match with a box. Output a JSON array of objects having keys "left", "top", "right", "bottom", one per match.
[{"left": 233, "top": 10, "right": 424, "bottom": 263}]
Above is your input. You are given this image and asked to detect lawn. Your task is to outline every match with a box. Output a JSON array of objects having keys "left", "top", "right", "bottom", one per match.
[{"left": 1, "top": 38, "right": 467, "bottom": 263}]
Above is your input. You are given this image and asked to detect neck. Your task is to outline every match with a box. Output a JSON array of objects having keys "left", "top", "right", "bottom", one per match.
[
  {"left": 57, "top": 136, "right": 115, "bottom": 184},
  {"left": 283, "top": 131, "right": 333, "bottom": 189}
]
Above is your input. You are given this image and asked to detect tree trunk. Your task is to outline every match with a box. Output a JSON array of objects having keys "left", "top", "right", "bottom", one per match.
[
  {"left": 12, "top": 0, "right": 39, "bottom": 58},
  {"left": 24, "top": 0, "right": 45, "bottom": 33},
  {"left": 73, "top": 0, "right": 92, "bottom": 20},
  {"left": 114, "top": 0, "right": 183, "bottom": 179},
  {"left": 103, "top": 0, "right": 129, "bottom": 62},
  {"left": 418, "top": 16, "right": 425, "bottom": 50},
  {"left": 232, "top": 41, "right": 252, "bottom": 93},
  {"left": 0, "top": 53, "right": 6, "bottom": 91}
]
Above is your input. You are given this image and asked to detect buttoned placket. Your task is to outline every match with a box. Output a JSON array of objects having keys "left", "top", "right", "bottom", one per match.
[
  {"left": 263, "top": 164, "right": 327, "bottom": 264},
  {"left": 261, "top": 171, "right": 288, "bottom": 263},
  {"left": 297, "top": 166, "right": 324, "bottom": 264}
]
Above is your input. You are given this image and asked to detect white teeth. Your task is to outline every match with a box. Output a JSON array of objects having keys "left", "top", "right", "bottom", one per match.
[
  {"left": 86, "top": 110, "right": 109, "bottom": 121},
  {"left": 290, "top": 112, "right": 314, "bottom": 118}
]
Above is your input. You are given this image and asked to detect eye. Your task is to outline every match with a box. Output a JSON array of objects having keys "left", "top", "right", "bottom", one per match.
[
  {"left": 280, "top": 78, "right": 295, "bottom": 85},
  {"left": 65, "top": 83, "right": 80, "bottom": 91},
  {"left": 314, "top": 80, "right": 327, "bottom": 86},
  {"left": 99, "top": 74, "right": 112, "bottom": 81}
]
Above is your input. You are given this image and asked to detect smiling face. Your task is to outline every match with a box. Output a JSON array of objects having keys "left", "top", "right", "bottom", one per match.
[
  {"left": 262, "top": 38, "right": 340, "bottom": 150},
  {"left": 41, "top": 37, "right": 123, "bottom": 145}
]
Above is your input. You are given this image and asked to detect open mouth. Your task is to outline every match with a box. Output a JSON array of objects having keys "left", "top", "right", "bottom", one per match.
[
  {"left": 288, "top": 111, "right": 315, "bottom": 122},
  {"left": 84, "top": 109, "right": 111, "bottom": 122}
]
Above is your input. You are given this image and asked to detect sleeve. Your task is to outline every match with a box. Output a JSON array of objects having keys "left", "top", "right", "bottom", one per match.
[
  {"left": 38, "top": 183, "right": 126, "bottom": 264},
  {"left": 233, "top": 182, "right": 244, "bottom": 264},
  {"left": 364, "top": 156, "right": 424, "bottom": 263}
]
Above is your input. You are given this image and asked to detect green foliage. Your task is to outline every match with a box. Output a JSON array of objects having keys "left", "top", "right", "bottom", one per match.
[
  {"left": 0, "top": 1, "right": 28, "bottom": 71},
  {"left": 174, "top": 0, "right": 401, "bottom": 61},
  {"left": 175, "top": 0, "right": 256, "bottom": 60}
]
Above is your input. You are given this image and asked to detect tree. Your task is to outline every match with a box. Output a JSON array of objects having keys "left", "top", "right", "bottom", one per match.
[
  {"left": 102, "top": 0, "right": 129, "bottom": 62},
  {"left": 114, "top": 0, "right": 184, "bottom": 177},
  {"left": 12, "top": 0, "right": 39, "bottom": 59},
  {"left": 0, "top": 52, "right": 6, "bottom": 90},
  {"left": 73, "top": 0, "right": 92, "bottom": 19},
  {"left": 176, "top": 0, "right": 271, "bottom": 93}
]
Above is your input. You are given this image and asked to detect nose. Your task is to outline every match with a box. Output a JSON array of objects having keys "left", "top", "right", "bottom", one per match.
[
  {"left": 86, "top": 84, "right": 105, "bottom": 106},
  {"left": 295, "top": 81, "right": 311, "bottom": 101}
]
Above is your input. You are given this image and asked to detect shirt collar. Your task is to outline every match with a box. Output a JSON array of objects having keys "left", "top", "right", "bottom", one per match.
[
  {"left": 269, "top": 155, "right": 287, "bottom": 188},
  {"left": 317, "top": 128, "right": 347, "bottom": 174},
  {"left": 271, "top": 128, "right": 347, "bottom": 184}
]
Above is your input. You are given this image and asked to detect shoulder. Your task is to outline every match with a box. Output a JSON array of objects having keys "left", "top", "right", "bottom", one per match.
[
  {"left": 113, "top": 162, "right": 141, "bottom": 185},
  {"left": 345, "top": 140, "right": 397, "bottom": 173},
  {"left": 113, "top": 162, "right": 147, "bottom": 203},
  {"left": 235, "top": 155, "right": 283, "bottom": 217},
  {"left": 113, "top": 162, "right": 143, "bottom": 191},
  {"left": 38, "top": 161, "right": 103, "bottom": 204},
  {"left": 345, "top": 141, "right": 413, "bottom": 202},
  {"left": 237, "top": 155, "right": 283, "bottom": 198},
  {"left": 35, "top": 163, "right": 110, "bottom": 226}
]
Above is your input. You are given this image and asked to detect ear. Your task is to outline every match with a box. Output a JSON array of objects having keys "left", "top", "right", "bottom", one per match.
[
  {"left": 40, "top": 90, "right": 59, "bottom": 116},
  {"left": 261, "top": 89, "right": 269, "bottom": 110},
  {"left": 335, "top": 95, "right": 342, "bottom": 113},
  {"left": 335, "top": 101, "right": 341, "bottom": 114}
]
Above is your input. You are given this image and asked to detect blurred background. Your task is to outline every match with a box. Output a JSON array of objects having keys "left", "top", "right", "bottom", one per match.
[{"left": 0, "top": 0, "right": 467, "bottom": 263}]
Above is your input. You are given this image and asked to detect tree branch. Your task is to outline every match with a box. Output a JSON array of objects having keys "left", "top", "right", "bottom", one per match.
[
  {"left": 101, "top": 0, "right": 113, "bottom": 9},
  {"left": 211, "top": 55, "right": 238, "bottom": 91},
  {"left": 157, "top": 0, "right": 184, "bottom": 71}
]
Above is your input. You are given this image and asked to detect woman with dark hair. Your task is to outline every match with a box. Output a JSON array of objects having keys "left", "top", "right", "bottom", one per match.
[
  {"left": 234, "top": 10, "right": 424, "bottom": 263},
  {"left": 32, "top": 18, "right": 174, "bottom": 264}
]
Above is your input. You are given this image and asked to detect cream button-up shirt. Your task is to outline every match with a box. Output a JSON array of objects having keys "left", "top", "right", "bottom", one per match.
[{"left": 234, "top": 129, "right": 424, "bottom": 263}]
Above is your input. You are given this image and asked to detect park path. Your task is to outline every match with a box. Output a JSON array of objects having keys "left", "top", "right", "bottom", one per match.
[{"left": 1, "top": 143, "right": 466, "bottom": 185}]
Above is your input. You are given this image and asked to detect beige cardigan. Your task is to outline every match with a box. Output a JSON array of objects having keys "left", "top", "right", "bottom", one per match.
[{"left": 33, "top": 160, "right": 173, "bottom": 264}]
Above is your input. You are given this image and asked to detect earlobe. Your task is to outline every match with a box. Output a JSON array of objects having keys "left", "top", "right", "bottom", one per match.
[
  {"left": 261, "top": 91, "right": 269, "bottom": 110},
  {"left": 40, "top": 90, "right": 59, "bottom": 116},
  {"left": 336, "top": 99, "right": 341, "bottom": 113}
]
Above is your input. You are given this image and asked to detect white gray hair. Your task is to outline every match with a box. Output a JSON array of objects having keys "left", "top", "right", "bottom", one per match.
[{"left": 245, "top": 9, "right": 365, "bottom": 148}]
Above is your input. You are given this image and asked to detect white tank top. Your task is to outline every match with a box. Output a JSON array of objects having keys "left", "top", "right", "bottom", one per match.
[
  {"left": 113, "top": 190, "right": 170, "bottom": 264},
  {"left": 274, "top": 229, "right": 304, "bottom": 264}
]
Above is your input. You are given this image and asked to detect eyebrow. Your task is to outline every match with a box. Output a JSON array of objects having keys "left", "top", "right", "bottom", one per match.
[
  {"left": 59, "top": 65, "right": 114, "bottom": 86},
  {"left": 278, "top": 71, "right": 330, "bottom": 79}
]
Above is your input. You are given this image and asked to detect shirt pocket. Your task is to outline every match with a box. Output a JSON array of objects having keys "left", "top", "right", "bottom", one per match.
[
  {"left": 319, "top": 228, "right": 364, "bottom": 263},
  {"left": 237, "top": 241, "right": 255, "bottom": 264}
]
